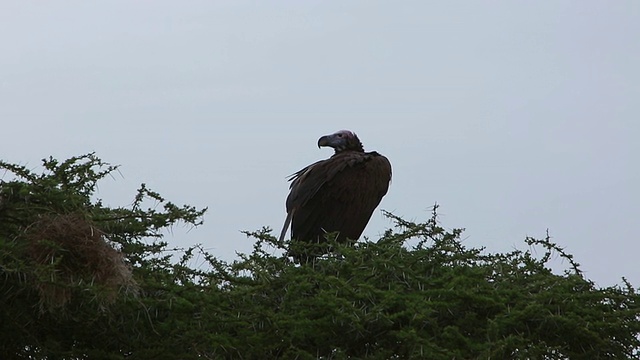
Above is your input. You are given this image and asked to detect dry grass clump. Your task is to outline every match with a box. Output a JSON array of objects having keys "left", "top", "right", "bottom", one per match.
[{"left": 24, "top": 213, "right": 137, "bottom": 311}]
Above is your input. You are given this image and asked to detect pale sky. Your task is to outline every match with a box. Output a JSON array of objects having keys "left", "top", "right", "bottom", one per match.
[{"left": 1, "top": 1, "right": 638, "bottom": 287}]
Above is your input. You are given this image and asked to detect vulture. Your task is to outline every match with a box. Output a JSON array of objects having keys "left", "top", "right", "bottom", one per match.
[{"left": 280, "top": 130, "right": 392, "bottom": 261}]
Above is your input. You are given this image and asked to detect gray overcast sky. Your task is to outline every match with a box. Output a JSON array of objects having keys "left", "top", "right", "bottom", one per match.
[{"left": 1, "top": 1, "right": 638, "bottom": 286}]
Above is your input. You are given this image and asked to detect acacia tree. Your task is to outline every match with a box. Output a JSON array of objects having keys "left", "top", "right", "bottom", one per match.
[{"left": 0, "top": 154, "right": 638, "bottom": 359}]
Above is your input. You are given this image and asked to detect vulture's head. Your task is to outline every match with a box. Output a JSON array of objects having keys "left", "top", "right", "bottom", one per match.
[{"left": 318, "top": 130, "right": 364, "bottom": 153}]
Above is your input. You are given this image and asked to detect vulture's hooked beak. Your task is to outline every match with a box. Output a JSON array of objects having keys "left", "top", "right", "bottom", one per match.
[{"left": 317, "top": 135, "right": 330, "bottom": 148}]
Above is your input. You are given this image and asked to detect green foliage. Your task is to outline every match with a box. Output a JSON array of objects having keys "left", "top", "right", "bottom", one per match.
[
  {"left": 1, "top": 154, "right": 639, "bottom": 359},
  {"left": 0, "top": 154, "right": 206, "bottom": 358}
]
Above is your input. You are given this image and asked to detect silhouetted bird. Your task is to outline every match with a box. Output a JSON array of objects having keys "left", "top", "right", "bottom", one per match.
[{"left": 280, "top": 130, "right": 392, "bottom": 262}]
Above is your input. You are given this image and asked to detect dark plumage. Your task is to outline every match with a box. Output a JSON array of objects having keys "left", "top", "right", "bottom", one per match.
[{"left": 280, "top": 130, "right": 392, "bottom": 261}]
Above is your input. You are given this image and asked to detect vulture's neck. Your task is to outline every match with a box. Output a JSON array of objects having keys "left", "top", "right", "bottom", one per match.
[
  {"left": 335, "top": 141, "right": 365, "bottom": 153},
  {"left": 334, "top": 147, "right": 364, "bottom": 155}
]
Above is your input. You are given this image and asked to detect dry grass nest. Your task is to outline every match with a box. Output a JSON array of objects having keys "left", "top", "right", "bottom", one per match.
[{"left": 24, "top": 213, "right": 138, "bottom": 311}]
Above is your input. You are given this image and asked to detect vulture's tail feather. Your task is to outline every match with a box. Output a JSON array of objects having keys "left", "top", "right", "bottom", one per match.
[{"left": 279, "top": 212, "right": 293, "bottom": 242}]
